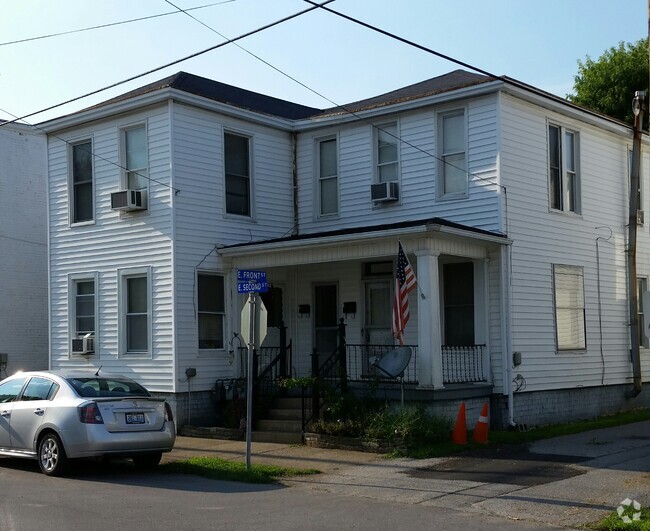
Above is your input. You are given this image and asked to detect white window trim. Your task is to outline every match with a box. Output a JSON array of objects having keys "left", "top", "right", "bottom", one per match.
[
  {"left": 552, "top": 264, "right": 586, "bottom": 353},
  {"left": 638, "top": 276, "right": 648, "bottom": 349},
  {"left": 67, "top": 272, "right": 99, "bottom": 357},
  {"left": 68, "top": 137, "right": 95, "bottom": 227},
  {"left": 548, "top": 121, "right": 581, "bottom": 215},
  {"left": 223, "top": 129, "right": 255, "bottom": 221},
  {"left": 196, "top": 270, "right": 226, "bottom": 354},
  {"left": 373, "top": 121, "right": 400, "bottom": 184},
  {"left": 315, "top": 134, "right": 340, "bottom": 219},
  {"left": 436, "top": 107, "right": 468, "bottom": 201},
  {"left": 118, "top": 266, "right": 152, "bottom": 358},
  {"left": 120, "top": 122, "right": 149, "bottom": 192}
]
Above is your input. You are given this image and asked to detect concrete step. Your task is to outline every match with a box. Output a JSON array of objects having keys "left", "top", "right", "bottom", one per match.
[
  {"left": 274, "top": 397, "right": 304, "bottom": 410},
  {"left": 251, "top": 430, "right": 303, "bottom": 444},
  {"left": 256, "top": 419, "right": 302, "bottom": 433},
  {"left": 267, "top": 408, "right": 303, "bottom": 421}
]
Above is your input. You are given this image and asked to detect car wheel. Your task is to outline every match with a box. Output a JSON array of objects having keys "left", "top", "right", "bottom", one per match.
[
  {"left": 132, "top": 452, "right": 162, "bottom": 469},
  {"left": 38, "top": 433, "right": 68, "bottom": 477}
]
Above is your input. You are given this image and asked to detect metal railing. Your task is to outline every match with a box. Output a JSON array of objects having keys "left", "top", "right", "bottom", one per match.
[
  {"left": 441, "top": 344, "right": 487, "bottom": 383},
  {"left": 345, "top": 344, "right": 419, "bottom": 384}
]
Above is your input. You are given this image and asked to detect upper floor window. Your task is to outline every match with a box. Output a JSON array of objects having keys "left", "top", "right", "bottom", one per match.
[
  {"left": 123, "top": 125, "right": 148, "bottom": 190},
  {"left": 438, "top": 109, "right": 467, "bottom": 198},
  {"left": 225, "top": 132, "right": 251, "bottom": 217},
  {"left": 318, "top": 137, "right": 338, "bottom": 216},
  {"left": 553, "top": 264, "right": 586, "bottom": 351},
  {"left": 71, "top": 140, "right": 93, "bottom": 223},
  {"left": 549, "top": 124, "right": 580, "bottom": 213},
  {"left": 629, "top": 148, "right": 643, "bottom": 216},
  {"left": 376, "top": 123, "right": 398, "bottom": 183},
  {"left": 197, "top": 273, "right": 225, "bottom": 350}
]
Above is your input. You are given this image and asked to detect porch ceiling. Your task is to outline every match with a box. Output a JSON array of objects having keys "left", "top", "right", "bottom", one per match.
[{"left": 219, "top": 219, "right": 510, "bottom": 268}]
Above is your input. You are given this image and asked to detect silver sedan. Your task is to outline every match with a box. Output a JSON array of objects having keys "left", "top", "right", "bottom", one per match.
[{"left": 0, "top": 370, "right": 175, "bottom": 476}]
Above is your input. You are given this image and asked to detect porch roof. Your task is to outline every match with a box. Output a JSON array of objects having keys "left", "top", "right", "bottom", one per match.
[{"left": 219, "top": 217, "right": 509, "bottom": 266}]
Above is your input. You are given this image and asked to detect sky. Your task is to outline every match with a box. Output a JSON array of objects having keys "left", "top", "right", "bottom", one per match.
[{"left": 0, "top": 0, "right": 647, "bottom": 124}]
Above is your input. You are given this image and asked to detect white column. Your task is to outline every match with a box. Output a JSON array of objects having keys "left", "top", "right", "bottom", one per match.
[{"left": 415, "top": 250, "right": 443, "bottom": 389}]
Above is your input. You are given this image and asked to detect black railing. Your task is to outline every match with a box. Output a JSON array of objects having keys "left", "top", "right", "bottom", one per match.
[
  {"left": 442, "top": 345, "right": 487, "bottom": 383},
  {"left": 345, "top": 344, "right": 419, "bottom": 384}
]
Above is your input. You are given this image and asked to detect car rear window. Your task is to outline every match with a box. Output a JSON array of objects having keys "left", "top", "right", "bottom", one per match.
[{"left": 66, "top": 377, "right": 151, "bottom": 398}]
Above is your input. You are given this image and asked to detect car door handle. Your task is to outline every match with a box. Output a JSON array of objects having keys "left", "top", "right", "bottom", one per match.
[
  {"left": 33, "top": 408, "right": 45, "bottom": 416},
  {"left": 0, "top": 411, "right": 10, "bottom": 418}
]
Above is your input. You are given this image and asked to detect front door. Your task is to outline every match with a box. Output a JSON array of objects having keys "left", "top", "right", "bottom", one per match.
[
  {"left": 314, "top": 284, "right": 338, "bottom": 355},
  {"left": 364, "top": 280, "right": 393, "bottom": 345}
]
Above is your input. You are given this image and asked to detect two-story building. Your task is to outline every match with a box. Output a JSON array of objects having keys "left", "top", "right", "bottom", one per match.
[
  {"left": 0, "top": 121, "right": 48, "bottom": 375},
  {"left": 41, "top": 70, "right": 650, "bottom": 428}
]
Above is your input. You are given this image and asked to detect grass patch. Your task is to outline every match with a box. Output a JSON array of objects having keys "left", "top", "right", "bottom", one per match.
[
  {"left": 594, "top": 507, "right": 650, "bottom": 530},
  {"left": 161, "top": 457, "right": 320, "bottom": 484}
]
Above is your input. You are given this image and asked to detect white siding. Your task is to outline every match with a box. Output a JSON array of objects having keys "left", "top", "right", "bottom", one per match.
[
  {"left": 296, "top": 95, "right": 501, "bottom": 235},
  {"left": 0, "top": 124, "right": 48, "bottom": 373},
  {"left": 48, "top": 106, "right": 175, "bottom": 391},
  {"left": 501, "top": 93, "right": 650, "bottom": 391}
]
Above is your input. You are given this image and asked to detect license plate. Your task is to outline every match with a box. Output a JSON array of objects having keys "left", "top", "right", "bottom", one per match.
[{"left": 125, "top": 412, "right": 145, "bottom": 424}]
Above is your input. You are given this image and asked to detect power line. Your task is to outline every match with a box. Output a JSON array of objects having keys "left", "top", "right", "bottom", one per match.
[
  {"left": 0, "top": 1, "right": 234, "bottom": 47},
  {"left": 0, "top": 0, "right": 335, "bottom": 128}
]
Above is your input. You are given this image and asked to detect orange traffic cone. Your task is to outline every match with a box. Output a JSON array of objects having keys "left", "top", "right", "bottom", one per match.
[
  {"left": 451, "top": 402, "right": 467, "bottom": 445},
  {"left": 472, "top": 402, "right": 489, "bottom": 444}
]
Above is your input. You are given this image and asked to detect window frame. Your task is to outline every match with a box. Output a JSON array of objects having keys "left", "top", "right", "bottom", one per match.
[
  {"left": 68, "top": 272, "right": 99, "bottom": 356},
  {"left": 121, "top": 123, "right": 149, "bottom": 192},
  {"left": 374, "top": 122, "right": 400, "bottom": 184},
  {"left": 316, "top": 135, "right": 339, "bottom": 218},
  {"left": 437, "top": 108, "right": 468, "bottom": 200},
  {"left": 638, "top": 277, "right": 649, "bottom": 349},
  {"left": 548, "top": 122, "right": 581, "bottom": 214},
  {"left": 68, "top": 138, "right": 95, "bottom": 226},
  {"left": 197, "top": 271, "right": 226, "bottom": 352},
  {"left": 118, "top": 266, "right": 152, "bottom": 358},
  {"left": 553, "top": 264, "right": 586, "bottom": 352},
  {"left": 224, "top": 130, "right": 253, "bottom": 218}
]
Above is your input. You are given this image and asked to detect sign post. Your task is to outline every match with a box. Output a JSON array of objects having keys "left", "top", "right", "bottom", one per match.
[{"left": 237, "top": 270, "right": 268, "bottom": 470}]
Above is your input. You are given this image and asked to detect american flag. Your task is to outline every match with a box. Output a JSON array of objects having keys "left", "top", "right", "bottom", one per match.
[{"left": 392, "top": 241, "right": 417, "bottom": 345}]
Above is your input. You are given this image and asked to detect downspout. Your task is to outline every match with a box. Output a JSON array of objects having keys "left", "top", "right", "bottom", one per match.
[
  {"left": 627, "top": 91, "right": 645, "bottom": 398},
  {"left": 291, "top": 132, "right": 299, "bottom": 236},
  {"left": 500, "top": 243, "right": 516, "bottom": 426}
]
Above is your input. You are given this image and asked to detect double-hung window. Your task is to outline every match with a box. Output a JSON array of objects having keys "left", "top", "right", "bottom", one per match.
[
  {"left": 549, "top": 124, "right": 580, "bottom": 213},
  {"left": 119, "top": 268, "right": 150, "bottom": 355},
  {"left": 376, "top": 123, "right": 398, "bottom": 183},
  {"left": 69, "top": 273, "right": 98, "bottom": 351},
  {"left": 123, "top": 125, "right": 148, "bottom": 190},
  {"left": 638, "top": 277, "right": 649, "bottom": 348},
  {"left": 197, "top": 273, "right": 225, "bottom": 350},
  {"left": 71, "top": 140, "right": 94, "bottom": 223},
  {"left": 225, "top": 132, "right": 251, "bottom": 217},
  {"left": 318, "top": 137, "right": 338, "bottom": 216},
  {"left": 553, "top": 265, "right": 586, "bottom": 351},
  {"left": 439, "top": 109, "right": 467, "bottom": 197}
]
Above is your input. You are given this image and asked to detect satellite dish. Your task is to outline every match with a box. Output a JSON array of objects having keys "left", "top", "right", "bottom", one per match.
[{"left": 373, "top": 347, "right": 412, "bottom": 379}]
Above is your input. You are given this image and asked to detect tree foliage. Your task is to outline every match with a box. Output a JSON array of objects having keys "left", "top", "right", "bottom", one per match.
[{"left": 568, "top": 38, "right": 649, "bottom": 126}]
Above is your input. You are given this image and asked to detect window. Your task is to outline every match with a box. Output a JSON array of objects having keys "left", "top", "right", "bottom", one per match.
[
  {"left": 71, "top": 276, "right": 96, "bottom": 338},
  {"left": 553, "top": 265, "right": 586, "bottom": 350},
  {"left": 71, "top": 140, "right": 93, "bottom": 223},
  {"left": 21, "top": 378, "right": 59, "bottom": 401},
  {"left": 0, "top": 377, "right": 27, "bottom": 403},
  {"left": 197, "top": 273, "right": 225, "bottom": 350},
  {"left": 629, "top": 148, "right": 643, "bottom": 215},
  {"left": 443, "top": 262, "right": 474, "bottom": 346},
  {"left": 318, "top": 138, "right": 338, "bottom": 216},
  {"left": 314, "top": 284, "right": 338, "bottom": 354},
  {"left": 549, "top": 124, "right": 580, "bottom": 213},
  {"left": 638, "top": 277, "right": 648, "bottom": 348},
  {"left": 119, "top": 268, "right": 150, "bottom": 355},
  {"left": 376, "top": 123, "right": 398, "bottom": 183},
  {"left": 123, "top": 125, "right": 148, "bottom": 190},
  {"left": 439, "top": 109, "right": 467, "bottom": 197},
  {"left": 225, "top": 132, "right": 251, "bottom": 216}
]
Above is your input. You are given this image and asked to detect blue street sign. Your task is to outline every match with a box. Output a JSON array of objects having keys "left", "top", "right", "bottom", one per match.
[{"left": 237, "top": 270, "right": 268, "bottom": 293}]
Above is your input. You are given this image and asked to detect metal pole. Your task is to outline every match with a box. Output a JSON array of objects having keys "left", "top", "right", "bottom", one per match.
[{"left": 245, "top": 292, "right": 256, "bottom": 469}]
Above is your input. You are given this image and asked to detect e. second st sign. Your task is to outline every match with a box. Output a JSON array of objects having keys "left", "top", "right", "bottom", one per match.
[{"left": 237, "top": 269, "right": 269, "bottom": 294}]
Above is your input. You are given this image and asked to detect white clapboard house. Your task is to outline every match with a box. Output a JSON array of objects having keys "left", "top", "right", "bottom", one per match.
[
  {"left": 0, "top": 121, "right": 48, "bottom": 376},
  {"left": 41, "top": 70, "right": 650, "bottom": 430}
]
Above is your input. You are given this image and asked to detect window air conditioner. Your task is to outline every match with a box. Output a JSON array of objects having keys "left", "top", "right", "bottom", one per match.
[
  {"left": 72, "top": 333, "right": 94, "bottom": 355},
  {"left": 637, "top": 210, "right": 645, "bottom": 225},
  {"left": 111, "top": 189, "right": 147, "bottom": 212},
  {"left": 371, "top": 181, "right": 399, "bottom": 203}
]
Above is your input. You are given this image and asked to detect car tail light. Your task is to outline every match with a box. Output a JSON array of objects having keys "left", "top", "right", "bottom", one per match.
[
  {"left": 164, "top": 402, "right": 174, "bottom": 422},
  {"left": 79, "top": 402, "right": 104, "bottom": 424}
]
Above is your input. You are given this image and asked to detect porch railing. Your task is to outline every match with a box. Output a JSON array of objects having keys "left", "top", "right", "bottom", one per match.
[
  {"left": 345, "top": 344, "right": 419, "bottom": 384},
  {"left": 442, "top": 344, "right": 487, "bottom": 384}
]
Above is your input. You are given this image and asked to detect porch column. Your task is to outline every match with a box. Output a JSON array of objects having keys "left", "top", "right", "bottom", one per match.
[{"left": 415, "top": 250, "right": 444, "bottom": 389}]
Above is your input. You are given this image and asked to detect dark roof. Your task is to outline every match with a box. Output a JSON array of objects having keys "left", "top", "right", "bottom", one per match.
[
  {"left": 83, "top": 71, "right": 322, "bottom": 120},
  {"left": 222, "top": 216, "right": 506, "bottom": 250},
  {"left": 314, "top": 70, "right": 496, "bottom": 118}
]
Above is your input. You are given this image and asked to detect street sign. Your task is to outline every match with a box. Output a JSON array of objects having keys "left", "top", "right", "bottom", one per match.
[
  {"left": 240, "top": 297, "right": 268, "bottom": 348},
  {"left": 237, "top": 269, "right": 268, "bottom": 293}
]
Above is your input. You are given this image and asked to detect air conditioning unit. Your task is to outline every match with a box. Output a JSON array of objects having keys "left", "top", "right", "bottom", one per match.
[
  {"left": 371, "top": 181, "right": 399, "bottom": 203},
  {"left": 72, "top": 333, "right": 94, "bottom": 355},
  {"left": 637, "top": 210, "right": 645, "bottom": 225},
  {"left": 111, "top": 189, "right": 147, "bottom": 212}
]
